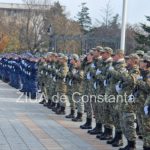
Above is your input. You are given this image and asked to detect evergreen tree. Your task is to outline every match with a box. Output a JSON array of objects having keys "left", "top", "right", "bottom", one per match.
[
  {"left": 135, "top": 16, "right": 150, "bottom": 52},
  {"left": 77, "top": 3, "right": 92, "bottom": 34}
]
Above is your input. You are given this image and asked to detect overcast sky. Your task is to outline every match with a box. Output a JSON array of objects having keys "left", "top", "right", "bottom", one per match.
[{"left": 0, "top": 0, "right": 150, "bottom": 25}]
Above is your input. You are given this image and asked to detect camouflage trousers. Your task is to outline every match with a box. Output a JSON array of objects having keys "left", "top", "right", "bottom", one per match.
[
  {"left": 57, "top": 92, "right": 68, "bottom": 107},
  {"left": 121, "top": 112, "right": 136, "bottom": 141},
  {"left": 38, "top": 77, "right": 45, "bottom": 92},
  {"left": 84, "top": 96, "right": 93, "bottom": 119},
  {"left": 67, "top": 86, "right": 75, "bottom": 110},
  {"left": 135, "top": 101, "right": 150, "bottom": 147},
  {"left": 73, "top": 94, "right": 84, "bottom": 114},
  {"left": 142, "top": 114, "right": 150, "bottom": 147}
]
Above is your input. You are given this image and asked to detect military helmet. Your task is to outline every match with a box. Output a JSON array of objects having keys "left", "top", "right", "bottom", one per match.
[
  {"left": 96, "top": 46, "right": 104, "bottom": 52},
  {"left": 72, "top": 54, "right": 79, "bottom": 61},
  {"left": 129, "top": 53, "right": 140, "bottom": 60},
  {"left": 104, "top": 47, "right": 113, "bottom": 54},
  {"left": 136, "top": 50, "right": 144, "bottom": 56}
]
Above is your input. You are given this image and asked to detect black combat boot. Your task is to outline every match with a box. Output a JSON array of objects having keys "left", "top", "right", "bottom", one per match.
[
  {"left": 100, "top": 128, "right": 113, "bottom": 141},
  {"left": 88, "top": 123, "right": 102, "bottom": 135},
  {"left": 52, "top": 103, "right": 59, "bottom": 112},
  {"left": 126, "top": 141, "right": 136, "bottom": 150},
  {"left": 56, "top": 106, "right": 65, "bottom": 115},
  {"left": 72, "top": 112, "right": 83, "bottom": 122},
  {"left": 47, "top": 100, "right": 52, "bottom": 109},
  {"left": 66, "top": 109, "right": 75, "bottom": 119},
  {"left": 112, "top": 131, "right": 123, "bottom": 147},
  {"left": 107, "top": 131, "right": 118, "bottom": 144},
  {"left": 96, "top": 126, "right": 107, "bottom": 139},
  {"left": 119, "top": 140, "right": 136, "bottom": 150},
  {"left": 80, "top": 118, "right": 92, "bottom": 129}
]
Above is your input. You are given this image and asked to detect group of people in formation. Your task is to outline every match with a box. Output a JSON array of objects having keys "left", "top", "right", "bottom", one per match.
[{"left": 0, "top": 46, "right": 150, "bottom": 150}]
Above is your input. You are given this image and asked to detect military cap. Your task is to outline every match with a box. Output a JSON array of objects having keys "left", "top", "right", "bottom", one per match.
[
  {"left": 59, "top": 53, "right": 68, "bottom": 60},
  {"left": 115, "top": 49, "right": 124, "bottom": 54},
  {"left": 72, "top": 54, "right": 79, "bottom": 61},
  {"left": 143, "top": 54, "right": 150, "bottom": 62},
  {"left": 96, "top": 46, "right": 104, "bottom": 52},
  {"left": 129, "top": 53, "right": 140, "bottom": 60},
  {"left": 89, "top": 50, "right": 94, "bottom": 54},
  {"left": 136, "top": 50, "right": 144, "bottom": 56},
  {"left": 47, "top": 52, "right": 53, "bottom": 56},
  {"left": 104, "top": 47, "right": 113, "bottom": 54}
]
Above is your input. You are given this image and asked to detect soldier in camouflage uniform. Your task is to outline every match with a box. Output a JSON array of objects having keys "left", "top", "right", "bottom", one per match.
[
  {"left": 65, "top": 56, "right": 75, "bottom": 119},
  {"left": 43, "top": 52, "right": 53, "bottom": 107},
  {"left": 87, "top": 46, "right": 104, "bottom": 134},
  {"left": 106, "top": 49, "right": 127, "bottom": 147},
  {"left": 70, "top": 54, "right": 84, "bottom": 122},
  {"left": 80, "top": 50, "right": 94, "bottom": 129},
  {"left": 55, "top": 54, "right": 68, "bottom": 115},
  {"left": 118, "top": 54, "right": 140, "bottom": 150},
  {"left": 96, "top": 47, "right": 114, "bottom": 141},
  {"left": 135, "top": 54, "right": 150, "bottom": 150},
  {"left": 135, "top": 50, "right": 145, "bottom": 139}
]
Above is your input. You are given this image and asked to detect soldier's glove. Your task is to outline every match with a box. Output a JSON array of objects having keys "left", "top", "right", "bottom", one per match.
[
  {"left": 108, "top": 66, "right": 114, "bottom": 71},
  {"left": 86, "top": 72, "right": 91, "bottom": 80},
  {"left": 96, "top": 69, "right": 102, "bottom": 75},
  {"left": 103, "top": 80, "right": 107, "bottom": 87},
  {"left": 115, "top": 82, "right": 122, "bottom": 94},
  {"left": 69, "top": 80, "right": 72, "bottom": 86},
  {"left": 91, "top": 63, "right": 96, "bottom": 68},
  {"left": 128, "top": 94, "right": 135, "bottom": 103},
  {"left": 144, "top": 105, "right": 150, "bottom": 115},
  {"left": 94, "top": 82, "right": 97, "bottom": 89},
  {"left": 137, "top": 76, "right": 143, "bottom": 80}
]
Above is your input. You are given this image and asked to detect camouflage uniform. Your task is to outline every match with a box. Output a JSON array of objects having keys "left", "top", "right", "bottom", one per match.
[
  {"left": 56, "top": 56, "right": 68, "bottom": 112},
  {"left": 72, "top": 66, "right": 84, "bottom": 114},
  {"left": 135, "top": 54, "right": 150, "bottom": 149},
  {"left": 107, "top": 58, "right": 127, "bottom": 132},
  {"left": 118, "top": 54, "right": 140, "bottom": 149}
]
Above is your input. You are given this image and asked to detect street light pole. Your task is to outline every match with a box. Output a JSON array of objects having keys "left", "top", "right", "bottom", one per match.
[{"left": 120, "top": 0, "right": 128, "bottom": 52}]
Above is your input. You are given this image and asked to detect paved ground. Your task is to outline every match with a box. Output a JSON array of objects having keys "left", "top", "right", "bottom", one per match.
[{"left": 0, "top": 80, "right": 143, "bottom": 150}]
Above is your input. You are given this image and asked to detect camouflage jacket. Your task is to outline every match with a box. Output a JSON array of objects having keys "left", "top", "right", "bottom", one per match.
[{"left": 120, "top": 65, "right": 140, "bottom": 112}]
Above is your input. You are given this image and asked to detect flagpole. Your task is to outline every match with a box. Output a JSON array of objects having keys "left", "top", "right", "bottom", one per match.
[{"left": 120, "top": 0, "right": 128, "bottom": 52}]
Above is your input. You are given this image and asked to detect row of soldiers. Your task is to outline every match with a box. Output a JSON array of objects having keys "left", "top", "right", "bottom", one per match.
[
  {"left": 0, "top": 53, "right": 38, "bottom": 99},
  {"left": 38, "top": 47, "right": 150, "bottom": 150},
  {"left": 0, "top": 47, "right": 150, "bottom": 150}
]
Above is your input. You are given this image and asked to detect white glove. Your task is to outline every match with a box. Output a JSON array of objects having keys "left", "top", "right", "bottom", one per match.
[
  {"left": 72, "top": 69, "right": 77, "bottom": 75},
  {"left": 94, "top": 82, "right": 97, "bottom": 89},
  {"left": 48, "top": 65, "right": 51, "bottom": 69},
  {"left": 144, "top": 106, "right": 149, "bottom": 115},
  {"left": 63, "top": 78, "right": 66, "bottom": 82},
  {"left": 128, "top": 94, "right": 135, "bottom": 103},
  {"left": 96, "top": 69, "right": 102, "bottom": 75},
  {"left": 103, "top": 80, "right": 107, "bottom": 87},
  {"left": 69, "top": 80, "right": 72, "bottom": 86},
  {"left": 137, "top": 76, "right": 143, "bottom": 80},
  {"left": 108, "top": 66, "right": 114, "bottom": 71},
  {"left": 115, "top": 82, "right": 122, "bottom": 93},
  {"left": 53, "top": 77, "right": 56, "bottom": 82},
  {"left": 91, "top": 63, "right": 95, "bottom": 68},
  {"left": 87, "top": 72, "right": 91, "bottom": 80},
  {"left": 134, "top": 122, "right": 137, "bottom": 129}
]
